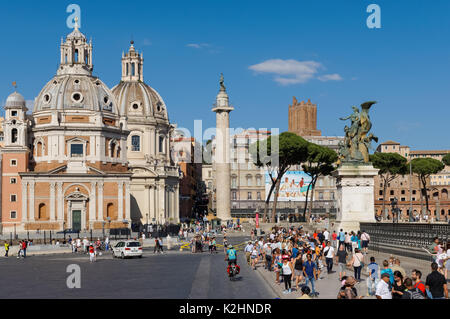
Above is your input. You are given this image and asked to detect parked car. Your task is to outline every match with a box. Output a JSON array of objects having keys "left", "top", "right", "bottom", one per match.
[{"left": 112, "top": 240, "right": 143, "bottom": 259}]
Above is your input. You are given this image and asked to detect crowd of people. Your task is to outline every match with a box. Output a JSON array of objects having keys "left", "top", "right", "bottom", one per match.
[{"left": 242, "top": 226, "right": 449, "bottom": 299}]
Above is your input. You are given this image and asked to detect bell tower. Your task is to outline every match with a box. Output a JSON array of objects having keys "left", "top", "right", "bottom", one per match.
[
  {"left": 58, "top": 17, "right": 93, "bottom": 76},
  {"left": 121, "top": 41, "right": 144, "bottom": 82}
]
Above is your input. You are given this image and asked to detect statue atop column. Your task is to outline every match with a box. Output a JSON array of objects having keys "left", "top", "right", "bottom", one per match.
[{"left": 338, "top": 101, "right": 378, "bottom": 165}]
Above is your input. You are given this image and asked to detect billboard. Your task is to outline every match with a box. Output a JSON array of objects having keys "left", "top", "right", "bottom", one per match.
[{"left": 265, "top": 171, "right": 312, "bottom": 202}]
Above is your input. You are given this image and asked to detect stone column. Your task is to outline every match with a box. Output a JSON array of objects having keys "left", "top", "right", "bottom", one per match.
[
  {"left": 57, "top": 182, "right": 64, "bottom": 228},
  {"left": 118, "top": 181, "right": 124, "bottom": 221},
  {"left": 90, "top": 182, "right": 97, "bottom": 225},
  {"left": 125, "top": 181, "right": 130, "bottom": 221},
  {"left": 175, "top": 185, "right": 180, "bottom": 223},
  {"left": 29, "top": 181, "right": 35, "bottom": 221},
  {"left": 22, "top": 181, "right": 28, "bottom": 222},
  {"left": 98, "top": 182, "right": 104, "bottom": 221},
  {"left": 212, "top": 75, "right": 234, "bottom": 222},
  {"left": 50, "top": 182, "right": 56, "bottom": 220},
  {"left": 149, "top": 185, "right": 155, "bottom": 222}
]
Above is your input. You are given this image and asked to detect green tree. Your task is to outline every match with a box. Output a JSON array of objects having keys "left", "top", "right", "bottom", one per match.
[
  {"left": 370, "top": 153, "right": 408, "bottom": 219},
  {"left": 411, "top": 158, "right": 445, "bottom": 217},
  {"left": 442, "top": 153, "right": 450, "bottom": 166},
  {"left": 301, "top": 143, "right": 338, "bottom": 221},
  {"left": 250, "top": 132, "right": 309, "bottom": 223}
]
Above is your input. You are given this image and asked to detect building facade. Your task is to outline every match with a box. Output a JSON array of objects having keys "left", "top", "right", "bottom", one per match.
[
  {"left": 288, "top": 97, "right": 321, "bottom": 137},
  {"left": 374, "top": 140, "right": 449, "bottom": 221},
  {"left": 0, "top": 23, "right": 179, "bottom": 233}
]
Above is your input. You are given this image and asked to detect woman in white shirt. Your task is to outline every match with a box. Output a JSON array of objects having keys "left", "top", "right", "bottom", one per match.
[{"left": 281, "top": 257, "right": 294, "bottom": 294}]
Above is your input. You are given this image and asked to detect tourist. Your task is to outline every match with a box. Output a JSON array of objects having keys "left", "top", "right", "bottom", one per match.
[
  {"left": 336, "top": 243, "right": 348, "bottom": 281},
  {"left": 390, "top": 258, "right": 406, "bottom": 279},
  {"left": 4, "top": 241, "right": 9, "bottom": 257},
  {"left": 323, "top": 228, "right": 330, "bottom": 242},
  {"left": 17, "top": 240, "right": 23, "bottom": 259},
  {"left": 350, "top": 231, "right": 358, "bottom": 254},
  {"left": 89, "top": 244, "right": 96, "bottom": 262},
  {"left": 391, "top": 271, "right": 406, "bottom": 299},
  {"left": 273, "top": 248, "right": 282, "bottom": 284},
  {"left": 297, "top": 286, "right": 311, "bottom": 299},
  {"left": 428, "top": 237, "right": 440, "bottom": 260},
  {"left": 361, "top": 230, "right": 370, "bottom": 254},
  {"left": 425, "top": 262, "right": 448, "bottom": 299},
  {"left": 338, "top": 229, "right": 345, "bottom": 248},
  {"left": 411, "top": 269, "right": 426, "bottom": 297},
  {"left": 250, "top": 244, "right": 260, "bottom": 270},
  {"left": 380, "top": 260, "right": 394, "bottom": 287},
  {"left": 281, "top": 255, "right": 294, "bottom": 294},
  {"left": 324, "top": 241, "right": 335, "bottom": 274},
  {"left": 22, "top": 240, "right": 27, "bottom": 258},
  {"left": 344, "top": 232, "right": 351, "bottom": 253},
  {"left": 303, "top": 254, "right": 318, "bottom": 297},
  {"left": 293, "top": 252, "right": 304, "bottom": 290},
  {"left": 366, "top": 256, "right": 380, "bottom": 296},
  {"left": 375, "top": 273, "right": 393, "bottom": 299},
  {"left": 82, "top": 237, "right": 89, "bottom": 253},
  {"left": 402, "top": 277, "right": 425, "bottom": 299},
  {"left": 444, "top": 242, "right": 450, "bottom": 280},
  {"left": 72, "top": 239, "right": 77, "bottom": 253},
  {"left": 340, "top": 276, "right": 363, "bottom": 299},
  {"left": 263, "top": 241, "right": 273, "bottom": 271},
  {"left": 348, "top": 248, "right": 364, "bottom": 282},
  {"left": 331, "top": 231, "right": 338, "bottom": 249}
]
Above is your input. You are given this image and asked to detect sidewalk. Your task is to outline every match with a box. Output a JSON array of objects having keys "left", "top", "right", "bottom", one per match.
[{"left": 252, "top": 247, "right": 440, "bottom": 299}]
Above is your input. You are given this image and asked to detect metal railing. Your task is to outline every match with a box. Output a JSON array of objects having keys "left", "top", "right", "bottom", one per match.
[{"left": 361, "top": 222, "right": 449, "bottom": 249}]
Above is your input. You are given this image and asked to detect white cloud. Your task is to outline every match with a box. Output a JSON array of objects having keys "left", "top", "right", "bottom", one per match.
[
  {"left": 249, "top": 59, "right": 342, "bottom": 85},
  {"left": 318, "top": 73, "right": 343, "bottom": 82},
  {"left": 186, "top": 43, "right": 210, "bottom": 49}
]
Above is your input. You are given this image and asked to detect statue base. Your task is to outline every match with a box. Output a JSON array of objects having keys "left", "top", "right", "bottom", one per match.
[{"left": 332, "top": 163, "right": 379, "bottom": 233}]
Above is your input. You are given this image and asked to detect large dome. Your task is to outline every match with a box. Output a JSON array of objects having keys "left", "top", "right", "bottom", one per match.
[
  {"left": 112, "top": 81, "right": 168, "bottom": 122},
  {"left": 34, "top": 74, "right": 118, "bottom": 115}
]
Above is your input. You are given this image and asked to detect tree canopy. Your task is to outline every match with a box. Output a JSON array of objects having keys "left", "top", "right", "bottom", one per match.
[
  {"left": 250, "top": 132, "right": 309, "bottom": 222},
  {"left": 442, "top": 153, "right": 450, "bottom": 166},
  {"left": 302, "top": 143, "right": 337, "bottom": 219}
]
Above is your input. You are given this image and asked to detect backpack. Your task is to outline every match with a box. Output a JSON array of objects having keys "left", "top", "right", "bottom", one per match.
[{"left": 404, "top": 288, "right": 425, "bottom": 299}]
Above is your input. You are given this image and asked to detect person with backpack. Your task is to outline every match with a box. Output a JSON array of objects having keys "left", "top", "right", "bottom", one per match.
[
  {"left": 22, "top": 240, "right": 27, "bottom": 258},
  {"left": 402, "top": 278, "right": 425, "bottom": 299},
  {"left": 411, "top": 269, "right": 426, "bottom": 297},
  {"left": 380, "top": 260, "right": 394, "bottom": 287},
  {"left": 366, "top": 256, "right": 380, "bottom": 296}
]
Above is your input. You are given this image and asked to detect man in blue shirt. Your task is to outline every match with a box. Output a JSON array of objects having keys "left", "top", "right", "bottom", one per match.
[
  {"left": 292, "top": 244, "right": 299, "bottom": 259},
  {"left": 227, "top": 245, "right": 237, "bottom": 266},
  {"left": 367, "top": 257, "right": 380, "bottom": 296},
  {"left": 338, "top": 229, "right": 345, "bottom": 247},
  {"left": 303, "top": 254, "right": 318, "bottom": 297}
]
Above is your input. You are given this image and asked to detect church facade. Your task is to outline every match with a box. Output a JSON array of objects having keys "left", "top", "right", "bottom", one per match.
[{"left": 0, "top": 23, "right": 179, "bottom": 233}]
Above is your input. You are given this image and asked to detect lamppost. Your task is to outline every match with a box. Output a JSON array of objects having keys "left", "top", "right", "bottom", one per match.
[
  {"left": 431, "top": 187, "right": 440, "bottom": 222},
  {"left": 107, "top": 217, "right": 111, "bottom": 236},
  {"left": 391, "top": 197, "right": 399, "bottom": 224}
]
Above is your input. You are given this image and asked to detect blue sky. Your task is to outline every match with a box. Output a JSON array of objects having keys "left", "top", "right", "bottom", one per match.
[{"left": 0, "top": 0, "right": 449, "bottom": 150}]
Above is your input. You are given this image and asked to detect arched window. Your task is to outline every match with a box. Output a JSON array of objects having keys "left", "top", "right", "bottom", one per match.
[
  {"left": 106, "top": 203, "right": 117, "bottom": 220},
  {"left": 110, "top": 142, "right": 116, "bottom": 158},
  {"left": 11, "top": 128, "right": 18, "bottom": 144},
  {"left": 132, "top": 63, "right": 136, "bottom": 76},
  {"left": 38, "top": 203, "right": 47, "bottom": 220},
  {"left": 37, "top": 142, "right": 43, "bottom": 157},
  {"left": 74, "top": 49, "right": 79, "bottom": 63},
  {"left": 126, "top": 63, "right": 129, "bottom": 76},
  {"left": 159, "top": 136, "right": 165, "bottom": 153},
  {"left": 131, "top": 135, "right": 140, "bottom": 152}
]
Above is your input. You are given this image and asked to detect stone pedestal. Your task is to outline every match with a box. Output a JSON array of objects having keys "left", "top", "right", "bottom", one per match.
[{"left": 332, "top": 163, "right": 379, "bottom": 233}]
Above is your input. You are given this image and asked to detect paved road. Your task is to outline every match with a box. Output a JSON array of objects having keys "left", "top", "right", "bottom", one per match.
[{"left": 0, "top": 237, "right": 276, "bottom": 299}]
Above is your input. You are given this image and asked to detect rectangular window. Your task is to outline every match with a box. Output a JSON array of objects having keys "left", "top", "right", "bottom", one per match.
[
  {"left": 11, "top": 111, "right": 18, "bottom": 117},
  {"left": 70, "top": 144, "right": 84, "bottom": 157},
  {"left": 257, "top": 192, "right": 261, "bottom": 200},
  {"left": 247, "top": 192, "right": 252, "bottom": 200},
  {"left": 10, "top": 194, "right": 17, "bottom": 202},
  {"left": 10, "top": 178, "right": 17, "bottom": 184},
  {"left": 10, "top": 159, "right": 17, "bottom": 166},
  {"left": 10, "top": 211, "right": 17, "bottom": 219},
  {"left": 401, "top": 198, "right": 406, "bottom": 201},
  {"left": 232, "top": 192, "right": 237, "bottom": 200},
  {"left": 131, "top": 135, "right": 140, "bottom": 152},
  {"left": 319, "top": 192, "right": 324, "bottom": 200}
]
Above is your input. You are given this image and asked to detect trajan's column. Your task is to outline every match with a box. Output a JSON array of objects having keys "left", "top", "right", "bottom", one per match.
[{"left": 212, "top": 74, "right": 234, "bottom": 221}]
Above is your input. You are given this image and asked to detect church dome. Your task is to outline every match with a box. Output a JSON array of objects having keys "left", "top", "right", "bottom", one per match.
[
  {"left": 111, "top": 42, "right": 169, "bottom": 123},
  {"left": 5, "top": 91, "right": 26, "bottom": 109},
  {"left": 112, "top": 81, "right": 168, "bottom": 121},
  {"left": 33, "top": 20, "right": 118, "bottom": 116},
  {"left": 34, "top": 75, "right": 117, "bottom": 114}
]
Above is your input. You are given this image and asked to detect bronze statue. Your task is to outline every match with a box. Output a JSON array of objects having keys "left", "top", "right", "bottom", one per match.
[
  {"left": 338, "top": 101, "right": 378, "bottom": 164},
  {"left": 219, "top": 73, "right": 226, "bottom": 92}
]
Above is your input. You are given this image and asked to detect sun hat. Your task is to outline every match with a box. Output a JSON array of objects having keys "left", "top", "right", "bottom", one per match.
[{"left": 345, "top": 276, "right": 356, "bottom": 286}]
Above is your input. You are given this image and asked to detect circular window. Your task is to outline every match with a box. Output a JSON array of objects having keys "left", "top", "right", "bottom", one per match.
[
  {"left": 71, "top": 92, "right": 83, "bottom": 103},
  {"left": 74, "top": 79, "right": 80, "bottom": 84},
  {"left": 43, "top": 94, "right": 51, "bottom": 103},
  {"left": 132, "top": 103, "right": 139, "bottom": 110}
]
